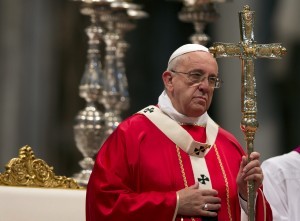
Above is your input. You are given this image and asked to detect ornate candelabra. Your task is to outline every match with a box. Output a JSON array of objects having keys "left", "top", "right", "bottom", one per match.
[
  {"left": 72, "top": 0, "right": 147, "bottom": 186},
  {"left": 72, "top": 0, "right": 109, "bottom": 186},
  {"left": 100, "top": 2, "right": 147, "bottom": 139},
  {"left": 173, "top": 0, "right": 228, "bottom": 45}
]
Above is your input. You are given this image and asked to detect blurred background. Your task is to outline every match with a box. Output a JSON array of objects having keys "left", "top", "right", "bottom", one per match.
[{"left": 0, "top": 0, "right": 299, "bottom": 177}]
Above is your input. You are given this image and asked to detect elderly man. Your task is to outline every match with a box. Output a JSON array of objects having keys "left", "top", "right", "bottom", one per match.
[{"left": 86, "top": 44, "right": 272, "bottom": 221}]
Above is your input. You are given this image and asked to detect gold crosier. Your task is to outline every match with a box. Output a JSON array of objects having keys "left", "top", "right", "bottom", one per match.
[{"left": 209, "top": 5, "right": 286, "bottom": 221}]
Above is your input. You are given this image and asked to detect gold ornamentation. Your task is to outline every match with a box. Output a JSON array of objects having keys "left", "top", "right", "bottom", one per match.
[
  {"left": 214, "top": 144, "right": 233, "bottom": 221},
  {"left": 178, "top": 122, "right": 206, "bottom": 127},
  {"left": 176, "top": 145, "right": 196, "bottom": 221},
  {"left": 176, "top": 146, "right": 189, "bottom": 188},
  {"left": 0, "top": 145, "right": 83, "bottom": 189}
]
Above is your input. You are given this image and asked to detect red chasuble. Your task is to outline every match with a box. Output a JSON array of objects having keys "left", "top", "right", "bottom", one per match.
[{"left": 86, "top": 113, "right": 272, "bottom": 221}]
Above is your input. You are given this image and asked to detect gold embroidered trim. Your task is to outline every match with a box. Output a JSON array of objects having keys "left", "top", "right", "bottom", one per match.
[
  {"left": 258, "top": 188, "right": 266, "bottom": 221},
  {"left": 176, "top": 146, "right": 188, "bottom": 187},
  {"left": 178, "top": 122, "right": 206, "bottom": 127},
  {"left": 176, "top": 145, "right": 196, "bottom": 221},
  {"left": 214, "top": 144, "right": 233, "bottom": 221}
]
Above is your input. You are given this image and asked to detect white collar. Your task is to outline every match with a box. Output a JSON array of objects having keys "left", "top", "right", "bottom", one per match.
[{"left": 157, "top": 90, "right": 209, "bottom": 125}]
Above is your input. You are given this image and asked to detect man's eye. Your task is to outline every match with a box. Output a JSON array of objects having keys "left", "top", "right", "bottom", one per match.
[
  {"left": 189, "top": 72, "right": 203, "bottom": 78},
  {"left": 208, "top": 77, "right": 217, "bottom": 82}
]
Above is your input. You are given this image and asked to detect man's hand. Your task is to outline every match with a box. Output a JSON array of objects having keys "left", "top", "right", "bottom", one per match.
[
  {"left": 177, "top": 182, "right": 221, "bottom": 217},
  {"left": 236, "top": 151, "right": 263, "bottom": 200}
]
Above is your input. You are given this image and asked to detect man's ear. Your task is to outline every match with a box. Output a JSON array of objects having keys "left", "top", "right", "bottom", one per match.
[{"left": 162, "top": 71, "right": 174, "bottom": 90}]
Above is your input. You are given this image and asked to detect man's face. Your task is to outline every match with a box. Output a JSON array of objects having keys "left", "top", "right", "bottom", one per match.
[{"left": 163, "top": 51, "right": 219, "bottom": 117}]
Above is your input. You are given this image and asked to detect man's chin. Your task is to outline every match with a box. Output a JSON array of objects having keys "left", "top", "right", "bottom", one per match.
[{"left": 189, "top": 107, "right": 207, "bottom": 117}]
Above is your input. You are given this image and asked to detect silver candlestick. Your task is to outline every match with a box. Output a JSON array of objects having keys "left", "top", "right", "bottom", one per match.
[
  {"left": 72, "top": 0, "right": 146, "bottom": 186},
  {"left": 114, "top": 3, "right": 147, "bottom": 115},
  {"left": 73, "top": 0, "right": 114, "bottom": 186},
  {"left": 100, "top": 2, "right": 148, "bottom": 139},
  {"left": 173, "top": 0, "right": 228, "bottom": 45}
]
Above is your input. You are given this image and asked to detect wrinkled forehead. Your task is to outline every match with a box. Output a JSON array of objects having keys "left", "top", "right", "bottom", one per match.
[{"left": 175, "top": 51, "right": 219, "bottom": 73}]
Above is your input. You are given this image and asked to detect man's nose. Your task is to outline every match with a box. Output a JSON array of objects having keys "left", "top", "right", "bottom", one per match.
[{"left": 196, "top": 77, "right": 210, "bottom": 89}]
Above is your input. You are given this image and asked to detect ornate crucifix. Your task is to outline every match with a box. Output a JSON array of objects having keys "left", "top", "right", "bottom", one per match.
[{"left": 209, "top": 5, "right": 286, "bottom": 221}]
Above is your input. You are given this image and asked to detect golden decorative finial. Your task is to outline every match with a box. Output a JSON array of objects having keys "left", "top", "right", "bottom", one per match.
[{"left": 243, "top": 5, "right": 250, "bottom": 11}]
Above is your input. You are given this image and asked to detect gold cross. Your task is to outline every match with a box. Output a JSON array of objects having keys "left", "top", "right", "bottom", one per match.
[{"left": 209, "top": 5, "right": 286, "bottom": 221}]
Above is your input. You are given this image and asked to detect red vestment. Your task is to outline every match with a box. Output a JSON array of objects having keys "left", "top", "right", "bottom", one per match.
[{"left": 86, "top": 113, "right": 272, "bottom": 221}]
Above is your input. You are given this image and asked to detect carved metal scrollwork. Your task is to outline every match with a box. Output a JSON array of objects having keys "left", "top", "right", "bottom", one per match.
[{"left": 0, "top": 145, "right": 83, "bottom": 189}]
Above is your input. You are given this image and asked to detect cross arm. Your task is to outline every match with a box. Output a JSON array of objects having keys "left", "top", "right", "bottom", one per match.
[
  {"left": 255, "top": 43, "right": 287, "bottom": 59},
  {"left": 209, "top": 43, "right": 241, "bottom": 58}
]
